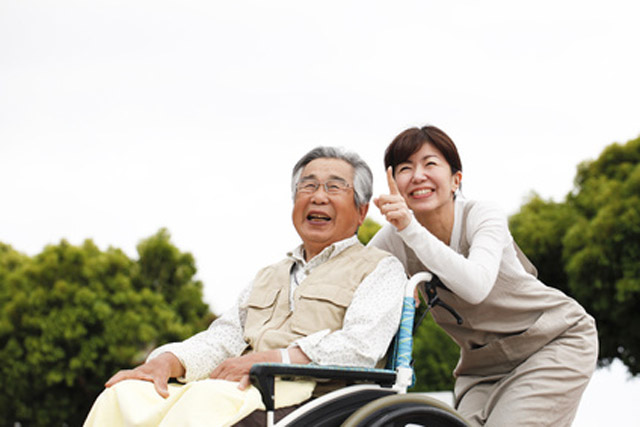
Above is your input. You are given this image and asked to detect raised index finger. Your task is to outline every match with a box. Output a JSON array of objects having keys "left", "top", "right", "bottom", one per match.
[{"left": 386, "top": 166, "right": 400, "bottom": 195}]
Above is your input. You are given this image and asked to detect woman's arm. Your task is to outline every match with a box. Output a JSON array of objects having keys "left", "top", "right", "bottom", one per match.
[
  {"left": 399, "top": 201, "right": 510, "bottom": 304},
  {"left": 368, "top": 223, "right": 408, "bottom": 265}
]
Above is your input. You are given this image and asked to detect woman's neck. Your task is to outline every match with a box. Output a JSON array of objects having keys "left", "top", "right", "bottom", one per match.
[{"left": 414, "top": 201, "right": 455, "bottom": 246}]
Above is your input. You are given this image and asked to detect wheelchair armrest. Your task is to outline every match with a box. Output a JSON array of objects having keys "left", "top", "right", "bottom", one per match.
[{"left": 249, "top": 363, "right": 397, "bottom": 411}]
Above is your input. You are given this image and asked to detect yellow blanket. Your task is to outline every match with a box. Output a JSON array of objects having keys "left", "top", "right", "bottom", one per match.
[{"left": 84, "top": 378, "right": 315, "bottom": 426}]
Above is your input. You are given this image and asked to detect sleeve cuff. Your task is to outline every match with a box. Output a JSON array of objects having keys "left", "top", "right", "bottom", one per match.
[
  {"left": 293, "top": 329, "right": 331, "bottom": 363},
  {"left": 147, "top": 344, "right": 190, "bottom": 383}
]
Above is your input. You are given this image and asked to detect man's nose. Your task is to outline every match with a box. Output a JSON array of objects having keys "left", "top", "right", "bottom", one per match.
[{"left": 310, "top": 186, "right": 330, "bottom": 203}]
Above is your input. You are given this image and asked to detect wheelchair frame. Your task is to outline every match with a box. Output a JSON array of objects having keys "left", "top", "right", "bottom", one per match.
[{"left": 249, "top": 272, "right": 470, "bottom": 426}]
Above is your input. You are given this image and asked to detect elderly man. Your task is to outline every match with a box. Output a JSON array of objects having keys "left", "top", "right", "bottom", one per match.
[{"left": 85, "top": 147, "right": 407, "bottom": 426}]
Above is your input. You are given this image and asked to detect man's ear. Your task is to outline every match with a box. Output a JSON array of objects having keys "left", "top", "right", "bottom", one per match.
[{"left": 357, "top": 203, "right": 369, "bottom": 227}]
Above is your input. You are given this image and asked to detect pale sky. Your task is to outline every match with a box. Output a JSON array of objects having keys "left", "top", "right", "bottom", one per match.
[{"left": 1, "top": 1, "right": 639, "bottom": 425}]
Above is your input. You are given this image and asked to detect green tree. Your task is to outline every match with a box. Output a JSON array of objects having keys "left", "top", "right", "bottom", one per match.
[
  {"left": 135, "top": 229, "right": 213, "bottom": 333},
  {"left": 357, "top": 217, "right": 382, "bottom": 245},
  {"left": 410, "top": 314, "right": 458, "bottom": 392},
  {"left": 0, "top": 230, "right": 213, "bottom": 426},
  {"left": 358, "top": 217, "right": 459, "bottom": 392},
  {"left": 511, "top": 135, "right": 640, "bottom": 375},
  {"left": 509, "top": 194, "right": 579, "bottom": 292}
]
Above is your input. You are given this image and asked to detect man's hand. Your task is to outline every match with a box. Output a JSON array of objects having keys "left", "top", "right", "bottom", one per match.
[
  {"left": 105, "top": 352, "right": 185, "bottom": 398},
  {"left": 210, "top": 347, "right": 311, "bottom": 390},
  {"left": 209, "top": 350, "right": 278, "bottom": 390},
  {"left": 374, "top": 167, "right": 412, "bottom": 231}
]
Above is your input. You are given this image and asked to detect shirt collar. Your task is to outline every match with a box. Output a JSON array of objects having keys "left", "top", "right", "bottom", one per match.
[{"left": 288, "top": 235, "right": 360, "bottom": 271}]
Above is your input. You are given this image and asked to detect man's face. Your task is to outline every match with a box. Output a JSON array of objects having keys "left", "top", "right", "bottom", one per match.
[{"left": 292, "top": 158, "right": 368, "bottom": 259}]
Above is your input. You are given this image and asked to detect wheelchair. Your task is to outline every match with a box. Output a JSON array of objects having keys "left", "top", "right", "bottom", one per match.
[{"left": 249, "top": 272, "right": 470, "bottom": 427}]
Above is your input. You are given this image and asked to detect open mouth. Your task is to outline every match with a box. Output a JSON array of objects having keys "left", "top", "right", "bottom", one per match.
[
  {"left": 307, "top": 213, "right": 332, "bottom": 222},
  {"left": 411, "top": 188, "right": 434, "bottom": 197}
]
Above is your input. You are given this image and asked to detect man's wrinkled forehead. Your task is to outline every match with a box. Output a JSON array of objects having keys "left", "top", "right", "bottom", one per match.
[
  {"left": 300, "top": 172, "right": 349, "bottom": 183},
  {"left": 300, "top": 158, "right": 354, "bottom": 183}
]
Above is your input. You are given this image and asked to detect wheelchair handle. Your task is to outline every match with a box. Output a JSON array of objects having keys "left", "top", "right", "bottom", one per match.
[{"left": 413, "top": 274, "right": 464, "bottom": 333}]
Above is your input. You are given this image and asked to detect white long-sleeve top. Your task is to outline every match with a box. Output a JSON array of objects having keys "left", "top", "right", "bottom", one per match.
[
  {"left": 370, "top": 198, "right": 510, "bottom": 305},
  {"left": 148, "top": 236, "right": 406, "bottom": 382}
]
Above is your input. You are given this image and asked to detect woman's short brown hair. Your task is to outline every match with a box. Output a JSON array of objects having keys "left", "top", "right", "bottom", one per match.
[{"left": 384, "top": 125, "right": 462, "bottom": 175}]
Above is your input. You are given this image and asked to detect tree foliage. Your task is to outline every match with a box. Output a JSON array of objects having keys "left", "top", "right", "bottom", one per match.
[
  {"left": 510, "top": 135, "right": 640, "bottom": 375},
  {"left": 358, "top": 217, "right": 459, "bottom": 392},
  {"left": 410, "top": 312, "right": 458, "bottom": 392},
  {"left": 357, "top": 217, "right": 382, "bottom": 246},
  {"left": 0, "top": 229, "right": 213, "bottom": 426}
]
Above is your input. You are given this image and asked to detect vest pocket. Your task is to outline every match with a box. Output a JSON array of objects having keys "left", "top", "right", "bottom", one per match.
[
  {"left": 244, "top": 287, "right": 281, "bottom": 333},
  {"left": 290, "top": 285, "right": 353, "bottom": 336}
]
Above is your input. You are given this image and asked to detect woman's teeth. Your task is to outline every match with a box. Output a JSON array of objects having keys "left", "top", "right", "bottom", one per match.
[{"left": 412, "top": 189, "right": 433, "bottom": 196}]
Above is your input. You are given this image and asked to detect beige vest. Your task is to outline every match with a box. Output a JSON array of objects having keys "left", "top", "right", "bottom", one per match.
[
  {"left": 242, "top": 243, "right": 390, "bottom": 353},
  {"left": 405, "top": 201, "right": 589, "bottom": 377}
]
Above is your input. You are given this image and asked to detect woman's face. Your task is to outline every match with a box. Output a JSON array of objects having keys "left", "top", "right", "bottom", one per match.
[{"left": 393, "top": 142, "right": 461, "bottom": 216}]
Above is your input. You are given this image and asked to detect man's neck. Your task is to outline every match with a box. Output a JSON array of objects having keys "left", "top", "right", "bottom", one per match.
[
  {"left": 303, "top": 245, "right": 324, "bottom": 262},
  {"left": 301, "top": 235, "right": 357, "bottom": 262}
]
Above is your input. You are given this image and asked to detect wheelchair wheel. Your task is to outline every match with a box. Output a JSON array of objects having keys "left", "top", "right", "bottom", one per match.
[{"left": 342, "top": 393, "right": 469, "bottom": 427}]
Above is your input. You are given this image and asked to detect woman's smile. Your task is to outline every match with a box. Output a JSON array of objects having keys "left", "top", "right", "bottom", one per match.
[{"left": 409, "top": 187, "right": 434, "bottom": 198}]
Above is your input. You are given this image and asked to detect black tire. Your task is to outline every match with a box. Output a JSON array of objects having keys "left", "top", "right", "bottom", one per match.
[
  {"left": 285, "top": 388, "right": 396, "bottom": 427},
  {"left": 342, "top": 393, "right": 469, "bottom": 427}
]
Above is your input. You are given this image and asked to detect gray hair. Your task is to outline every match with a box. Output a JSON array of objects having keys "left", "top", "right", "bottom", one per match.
[{"left": 291, "top": 146, "right": 373, "bottom": 208}]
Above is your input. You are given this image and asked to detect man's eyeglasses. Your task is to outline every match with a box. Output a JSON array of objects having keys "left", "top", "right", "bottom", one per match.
[{"left": 296, "top": 178, "right": 351, "bottom": 194}]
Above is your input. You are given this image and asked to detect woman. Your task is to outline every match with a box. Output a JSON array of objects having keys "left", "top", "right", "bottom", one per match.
[{"left": 370, "top": 125, "right": 598, "bottom": 426}]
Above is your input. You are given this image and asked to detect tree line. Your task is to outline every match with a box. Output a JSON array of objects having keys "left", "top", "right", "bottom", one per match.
[
  {"left": 509, "top": 134, "right": 640, "bottom": 375},
  {"left": 0, "top": 229, "right": 212, "bottom": 425}
]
